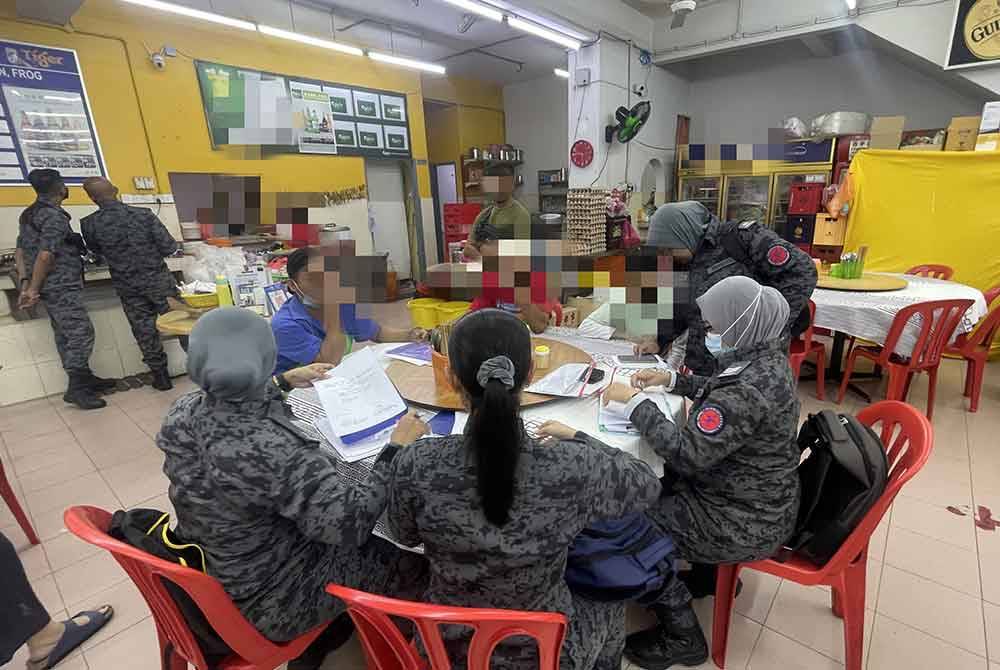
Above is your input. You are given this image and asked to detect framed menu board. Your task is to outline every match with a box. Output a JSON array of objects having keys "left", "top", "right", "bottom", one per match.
[{"left": 195, "top": 59, "right": 412, "bottom": 158}]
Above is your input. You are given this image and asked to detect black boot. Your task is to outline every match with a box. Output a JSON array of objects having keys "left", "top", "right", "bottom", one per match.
[
  {"left": 288, "top": 614, "right": 355, "bottom": 670},
  {"left": 625, "top": 605, "right": 708, "bottom": 670},
  {"left": 151, "top": 367, "right": 173, "bottom": 391},
  {"left": 63, "top": 372, "right": 108, "bottom": 410},
  {"left": 678, "top": 563, "right": 743, "bottom": 600},
  {"left": 82, "top": 370, "right": 118, "bottom": 393}
]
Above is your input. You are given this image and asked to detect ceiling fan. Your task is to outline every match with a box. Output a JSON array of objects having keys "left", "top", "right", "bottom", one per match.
[{"left": 669, "top": 0, "right": 697, "bottom": 29}]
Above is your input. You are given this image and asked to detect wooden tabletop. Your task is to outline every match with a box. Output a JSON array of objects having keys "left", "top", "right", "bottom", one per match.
[
  {"left": 386, "top": 337, "right": 593, "bottom": 411},
  {"left": 156, "top": 310, "right": 202, "bottom": 336},
  {"left": 816, "top": 273, "right": 909, "bottom": 292}
]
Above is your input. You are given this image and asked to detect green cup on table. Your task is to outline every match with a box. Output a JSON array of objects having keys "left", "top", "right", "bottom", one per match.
[{"left": 830, "top": 263, "right": 843, "bottom": 278}]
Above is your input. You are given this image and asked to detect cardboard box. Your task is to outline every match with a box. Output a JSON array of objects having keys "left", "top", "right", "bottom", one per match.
[
  {"left": 975, "top": 132, "right": 1000, "bottom": 152},
  {"left": 945, "top": 116, "right": 982, "bottom": 151},
  {"left": 979, "top": 102, "right": 1000, "bottom": 134},
  {"left": 899, "top": 129, "right": 945, "bottom": 151},
  {"left": 813, "top": 213, "right": 847, "bottom": 247},
  {"left": 869, "top": 116, "right": 906, "bottom": 150}
]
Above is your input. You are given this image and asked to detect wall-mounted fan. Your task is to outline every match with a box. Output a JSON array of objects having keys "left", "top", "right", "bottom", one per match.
[{"left": 605, "top": 101, "right": 651, "bottom": 144}]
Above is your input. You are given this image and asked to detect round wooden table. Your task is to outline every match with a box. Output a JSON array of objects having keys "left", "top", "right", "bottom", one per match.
[
  {"left": 386, "top": 337, "right": 593, "bottom": 411},
  {"left": 816, "top": 273, "right": 909, "bottom": 292},
  {"left": 156, "top": 310, "right": 201, "bottom": 336}
]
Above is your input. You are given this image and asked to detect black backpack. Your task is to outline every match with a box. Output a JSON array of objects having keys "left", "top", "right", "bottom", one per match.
[{"left": 785, "top": 411, "right": 889, "bottom": 566}]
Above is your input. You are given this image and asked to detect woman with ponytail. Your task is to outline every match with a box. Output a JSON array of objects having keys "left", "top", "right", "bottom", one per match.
[{"left": 387, "top": 309, "right": 662, "bottom": 670}]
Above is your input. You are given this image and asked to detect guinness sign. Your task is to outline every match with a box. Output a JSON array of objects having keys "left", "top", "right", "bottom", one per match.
[{"left": 947, "top": 0, "right": 1000, "bottom": 69}]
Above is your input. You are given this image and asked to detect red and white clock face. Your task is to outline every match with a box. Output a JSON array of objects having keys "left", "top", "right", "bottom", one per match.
[{"left": 571, "top": 139, "right": 594, "bottom": 168}]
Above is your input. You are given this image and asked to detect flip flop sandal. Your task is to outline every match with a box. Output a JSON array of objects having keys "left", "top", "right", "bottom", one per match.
[{"left": 31, "top": 605, "right": 114, "bottom": 670}]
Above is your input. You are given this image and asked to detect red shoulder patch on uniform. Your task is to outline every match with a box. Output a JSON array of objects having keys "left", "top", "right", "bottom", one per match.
[
  {"left": 696, "top": 405, "right": 725, "bottom": 435},
  {"left": 767, "top": 244, "right": 791, "bottom": 267}
]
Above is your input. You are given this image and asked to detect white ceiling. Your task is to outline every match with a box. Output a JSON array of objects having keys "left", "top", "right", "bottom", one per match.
[{"left": 620, "top": 0, "right": 731, "bottom": 20}]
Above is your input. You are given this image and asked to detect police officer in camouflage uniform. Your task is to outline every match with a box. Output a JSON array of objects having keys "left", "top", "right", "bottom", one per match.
[
  {"left": 603, "top": 277, "right": 802, "bottom": 669},
  {"left": 647, "top": 201, "right": 817, "bottom": 376},
  {"left": 81, "top": 177, "right": 179, "bottom": 391},
  {"left": 15, "top": 169, "right": 112, "bottom": 410},
  {"left": 388, "top": 309, "right": 662, "bottom": 670},
  {"left": 157, "top": 308, "right": 426, "bottom": 670}
]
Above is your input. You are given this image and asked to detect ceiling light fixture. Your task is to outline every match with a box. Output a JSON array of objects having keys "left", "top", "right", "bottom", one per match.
[
  {"left": 368, "top": 51, "right": 447, "bottom": 74},
  {"left": 554, "top": 68, "right": 569, "bottom": 78},
  {"left": 507, "top": 16, "right": 582, "bottom": 51},
  {"left": 121, "top": 0, "right": 256, "bottom": 31},
  {"left": 845, "top": 0, "right": 857, "bottom": 9},
  {"left": 258, "top": 25, "right": 363, "bottom": 56},
  {"left": 440, "top": 0, "right": 504, "bottom": 22}
]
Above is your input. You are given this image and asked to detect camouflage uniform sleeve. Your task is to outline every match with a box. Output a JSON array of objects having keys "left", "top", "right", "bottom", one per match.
[
  {"left": 146, "top": 210, "right": 179, "bottom": 258},
  {"left": 265, "top": 438, "right": 391, "bottom": 548},
  {"left": 671, "top": 372, "right": 712, "bottom": 399},
  {"left": 386, "top": 446, "right": 422, "bottom": 547},
  {"left": 569, "top": 434, "right": 662, "bottom": 519},
  {"left": 36, "top": 208, "right": 68, "bottom": 253},
  {"left": 630, "top": 383, "right": 767, "bottom": 477},
  {"left": 80, "top": 215, "right": 100, "bottom": 256},
  {"left": 745, "top": 226, "right": 817, "bottom": 329}
]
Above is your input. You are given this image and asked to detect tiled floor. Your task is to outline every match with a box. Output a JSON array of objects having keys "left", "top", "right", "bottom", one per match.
[{"left": 2, "top": 332, "right": 998, "bottom": 670}]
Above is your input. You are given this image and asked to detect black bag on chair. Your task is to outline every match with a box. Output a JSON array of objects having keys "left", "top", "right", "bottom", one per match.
[
  {"left": 784, "top": 411, "right": 889, "bottom": 566},
  {"left": 109, "top": 508, "right": 232, "bottom": 663}
]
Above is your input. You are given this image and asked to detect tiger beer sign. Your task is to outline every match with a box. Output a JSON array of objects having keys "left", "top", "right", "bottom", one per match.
[{"left": 947, "top": 0, "right": 1000, "bottom": 69}]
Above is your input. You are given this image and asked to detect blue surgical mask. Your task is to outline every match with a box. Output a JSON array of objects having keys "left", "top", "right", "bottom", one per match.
[
  {"left": 705, "top": 332, "right": 724, "bottom": 356},
  {"left": 290, "top": 280, "right": 320, "bottom": 309}
]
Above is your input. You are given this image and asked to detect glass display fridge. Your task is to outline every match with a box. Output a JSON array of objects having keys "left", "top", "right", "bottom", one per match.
[
  {"left": 769, "top": 171, "right": 831, "bottom": 231},
  {"left": 678, "top": 176, "right": 722, "bottom": 217},
  {"left": 722, "top": 175, "right": 772, "bottom": 225}
]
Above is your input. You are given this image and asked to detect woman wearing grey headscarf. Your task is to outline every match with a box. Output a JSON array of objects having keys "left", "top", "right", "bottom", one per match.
[
  {"left": 645, "top": 201, "right": 817, "bottom": 387},
  {"left": 599, "top": 276, "right": 802, "bottom": 670},
  {"left": 158, "top": 308, "right": 427, "bottom": 669}
]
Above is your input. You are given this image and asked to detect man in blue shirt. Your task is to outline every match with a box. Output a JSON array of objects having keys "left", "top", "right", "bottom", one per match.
[{"left": 272, "top": 245, "right": 426, "bottom": 374}]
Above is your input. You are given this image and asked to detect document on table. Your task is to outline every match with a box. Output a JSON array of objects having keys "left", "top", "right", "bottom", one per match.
[
  {"left": 598, "top": 371, "right": 675, "bottom": 435},
  {"left": 526, "top": 363, "right": 610, "bottom": 397},
  {"left": 313, "top": 418, "right": 392, "bottom": 463},
  {"left": 312, "top": 347, "right": 407, "bottom": 444},
  {"left": 385, "top": 342, "right": 433, "bottom": 366}
]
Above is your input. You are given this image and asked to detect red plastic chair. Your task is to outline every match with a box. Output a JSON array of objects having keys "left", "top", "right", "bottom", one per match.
[
  {"left": 0, "top": 461, "right": 39, "bottom": 545},
  {"left": 326, "top": 583, "right": 567, "bottom": 670},
  {"left": 64, "top": 506, "right": 327, "bottom": 670},
  {"left": 836, "top": 299, "right": 973, "bottom": 419},
  {"left": 712, "top": 400, "right": 934, "bottom": 670},
  {"left": 905, "top": 264, "right": 954, "bottom": 280},
  {"left": 945, "top": 301, "right": 1000, "bottom": 413},
  {"left": 789, "top": 300, "right": 826, "bottom": 400}
]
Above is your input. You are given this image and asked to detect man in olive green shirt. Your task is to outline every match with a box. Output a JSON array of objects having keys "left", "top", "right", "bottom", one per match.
[{"left": 464, "top": 165, "right": 530, "bottom": 259}]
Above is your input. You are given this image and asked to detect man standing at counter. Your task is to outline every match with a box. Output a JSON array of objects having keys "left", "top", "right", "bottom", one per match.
[
  {"left": 81, "top": 177, "right": 179, "bottom": 392},
  {"left": 462, "top": 165, "right": 530, "bottom": 261},
  {"left": 15, "top": 169, "right": 110, "bottom": 410}
]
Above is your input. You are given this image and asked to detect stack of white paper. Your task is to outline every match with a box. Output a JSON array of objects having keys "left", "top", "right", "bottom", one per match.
[
  {"left": 312, "top": 347, "right": 407, "bottom": 444},
  {"left": 526, "top": 364, "right": 610, "bottom": 398},
  {"left": 313, "top": 418, "right": 392, "bottom": 462}
]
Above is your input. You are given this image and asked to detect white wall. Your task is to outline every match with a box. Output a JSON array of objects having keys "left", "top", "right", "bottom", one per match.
[
  {"left": 685, "top": 44, "right": 988, "bottom": 143},
  {"left": 567, "top": 39, "right": 691, "bottom": 192},
  {"left": 503, "top": 76, "right": 569, "bottom": 212}
]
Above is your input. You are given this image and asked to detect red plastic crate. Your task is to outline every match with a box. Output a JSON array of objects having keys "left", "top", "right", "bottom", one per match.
[
  {"left": 444, "top": 203, "right": 482, "bottom": 226},
  {"left": 788, "top": 183, "right": 824, "bottom": 215}
]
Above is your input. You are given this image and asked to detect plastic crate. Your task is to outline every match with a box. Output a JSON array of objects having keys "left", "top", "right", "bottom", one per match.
[{"left": 788, "top": 183, "right": 824, "bottom": 215}]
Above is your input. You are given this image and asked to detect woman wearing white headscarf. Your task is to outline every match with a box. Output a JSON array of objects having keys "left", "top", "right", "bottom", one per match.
[{"left": 596, "top": 276, "right": 802, "bottom": 670}]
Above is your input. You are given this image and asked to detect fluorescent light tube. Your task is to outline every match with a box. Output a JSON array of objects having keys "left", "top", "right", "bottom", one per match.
[
  {"left": 368, "top": 51, "right": 447, "bottom": 74},
  {"left": 121, "top": 0, "right": 256, "bottom": 31},
  {"left": 845, "top": 0, "right": 857, "bottom": 9},
  {"left": 554, "top": 68, "right": 569, "bottom": 78},
  {"left": 258, "top": 25, "right": 363, "bottom": 56},
  {"left": 507, "top": 16, "right": 582, "bottom": 50},
  {"left": 440, "top": 0, "right": 504, "bottom": 22}
]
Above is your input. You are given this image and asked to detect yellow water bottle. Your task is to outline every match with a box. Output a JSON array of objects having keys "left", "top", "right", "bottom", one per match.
[{"left": 215, "top": 274, "right": 234, "bottom": 307}]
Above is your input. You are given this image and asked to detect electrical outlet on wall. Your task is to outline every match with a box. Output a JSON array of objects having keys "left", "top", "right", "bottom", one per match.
[{"left": 574, "top": 67, "right": 591, "bottom": 87}]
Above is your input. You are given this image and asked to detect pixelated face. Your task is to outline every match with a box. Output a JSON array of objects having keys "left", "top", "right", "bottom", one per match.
[
  {"left": 482, "top": 238, "right": 569, "bottom": 305},
  {"left": 290, "top": 241, "right": 387, "bottom": 318},
  {"left": 590, "top": 249, "right": 691, "bottom": 338}
]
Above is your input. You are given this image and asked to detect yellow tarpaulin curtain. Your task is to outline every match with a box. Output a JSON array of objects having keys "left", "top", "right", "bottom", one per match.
[{"left": 845, "top": 150, "right": 1000, "bottom": 354}]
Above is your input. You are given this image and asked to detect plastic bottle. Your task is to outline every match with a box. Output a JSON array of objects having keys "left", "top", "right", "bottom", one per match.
[{"left": 215, "top": 274, "right": 234, "bottom": 307}]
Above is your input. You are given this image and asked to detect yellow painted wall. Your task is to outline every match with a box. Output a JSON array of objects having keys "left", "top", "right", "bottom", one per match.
[
  {"left": 421, "top": 74, "right": 503, "bottom": 111},
  {"left": 423, "top": 101, "right": 506, "bottom": 200},
  {"left": 0, "top": 0, "right": 504, "bottom": 210}
]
